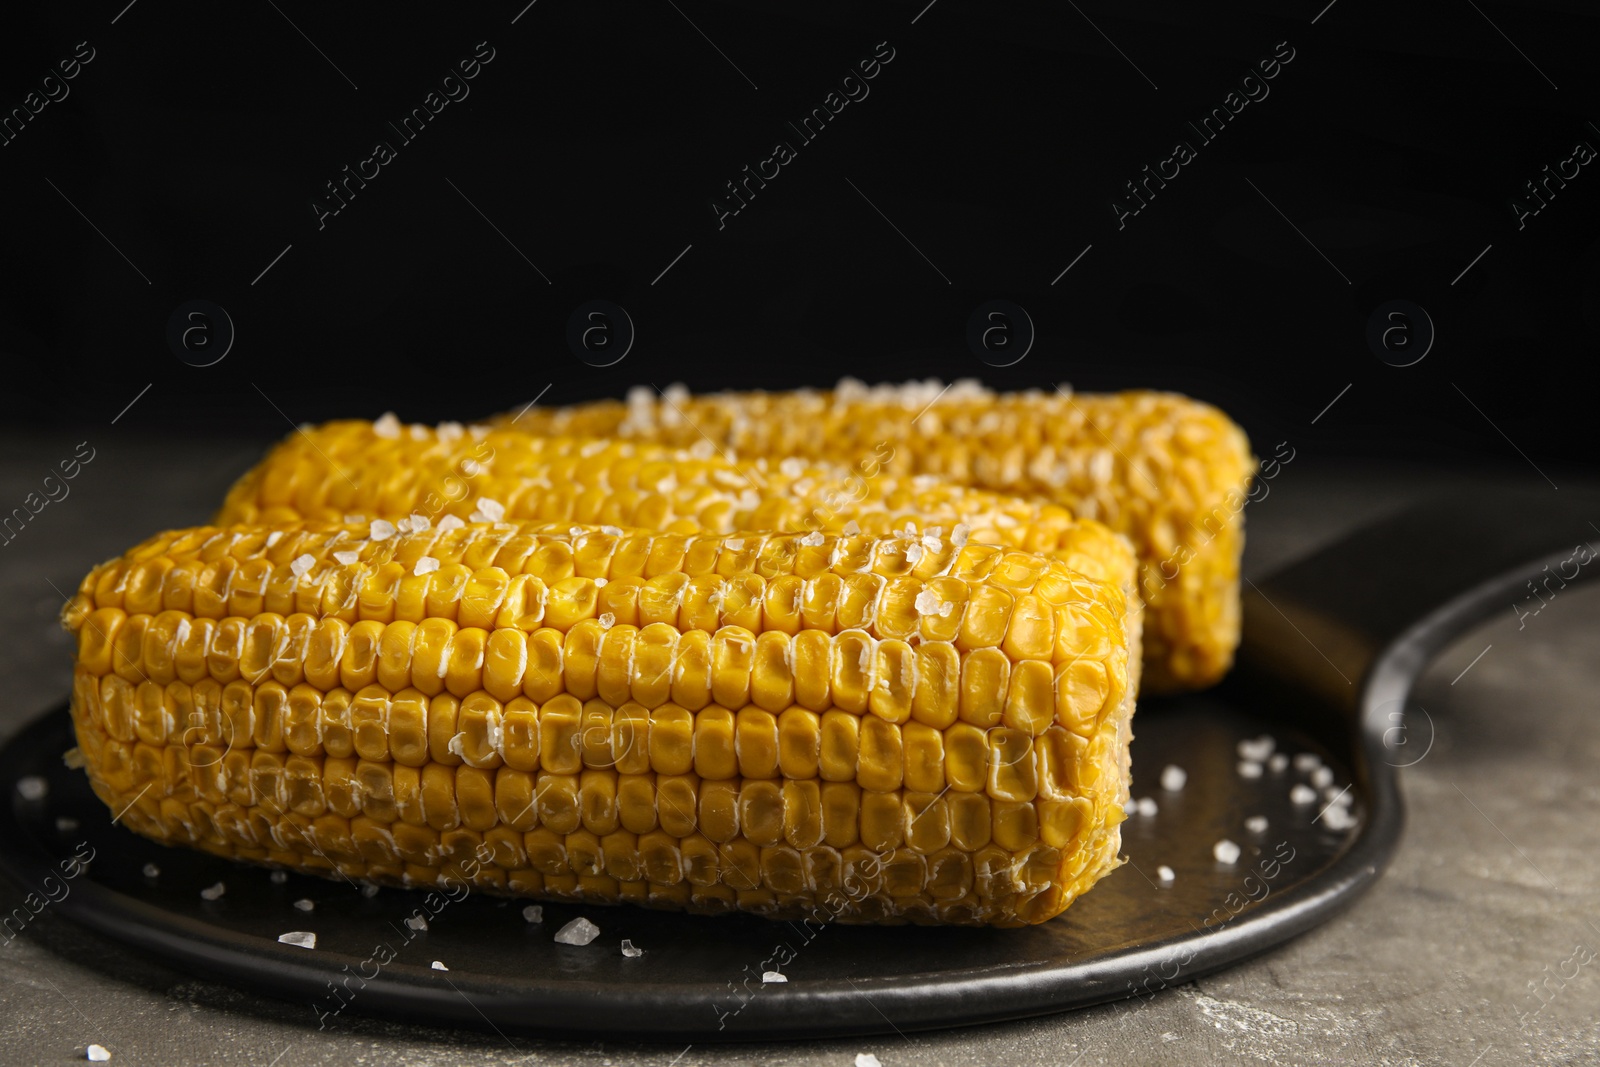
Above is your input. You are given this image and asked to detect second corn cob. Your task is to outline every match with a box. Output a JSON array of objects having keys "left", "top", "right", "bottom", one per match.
[{"left": 504, "top": 381, "right": 1255, "bottom": 692}]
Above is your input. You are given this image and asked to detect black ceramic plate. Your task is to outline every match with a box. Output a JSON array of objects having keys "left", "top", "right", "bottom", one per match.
[{"left": 2, "top": 490, "right": 1590, "bottom": 1039}]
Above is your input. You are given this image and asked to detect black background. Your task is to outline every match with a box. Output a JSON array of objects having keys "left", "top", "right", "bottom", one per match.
[{"left": 1, "top": 1, "right": 1594, "bottom": 477}]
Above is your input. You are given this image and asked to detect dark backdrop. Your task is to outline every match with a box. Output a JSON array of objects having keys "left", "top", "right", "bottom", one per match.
[{"left": 0, "top": 1, "right": 1594, "bottom": 478}]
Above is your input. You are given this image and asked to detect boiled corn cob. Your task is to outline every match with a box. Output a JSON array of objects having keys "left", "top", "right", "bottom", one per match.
[
  {"left": 216, "top": 421, "right": 1143, "bottom": 693},
  {"left": 505, "top": 381, "right": 1255, "bottom": 693},
  {"left": 63, "top": 521, "right": 1134, "bottom": 926}
]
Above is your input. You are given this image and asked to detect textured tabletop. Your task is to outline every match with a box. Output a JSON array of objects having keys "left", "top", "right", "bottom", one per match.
[{"left": 1, "top": 431, "right": 1594, "bottom": 1067}]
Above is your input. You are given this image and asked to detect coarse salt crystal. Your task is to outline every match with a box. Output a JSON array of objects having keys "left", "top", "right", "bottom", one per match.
[
  {"left": 406, "top": 914, "right": 429, "bottom": 932},
  {"left": 554, "top": 917, "right": 601, "bottom": 946},
  {"left": 598, "top": 613, "right": 616, "bottom": 630},
  {"left": 620, "top": 939, "right": 643, "bottom": 958},
  {"left": 1136, "top": 797, "right": 1158, "bottom": 817},
  {"left": 408, "top": 513, "right": 431, "bottom": 532},
  {"left": 724, "top": 539, "right": 745, "bottom": 551},
  {"left": 1160, "top": 765, "right": 1186, "bottom": 792},
  {"left": 914, "top": 590, "right": 944, "bottom": 615},
  {"left": 1324, "top": 785, "right": 1351, "bottom": 805},
  {"left": 290, "top": 554, "right": 316, "bottom": 578},
  {"left": 200, "top": 882, "right": 226, "bottom": 901},
  {"left": 87, "top": 1045, "right": 111, "bottom": 1062},
  {"left": 373, "top": 412, "right": 401, "bottom": 438},
  {"left": 779, "top": 458, "right": 806, "bottom": 478},
  {"left": 62, "top": 748, "right": 85, "bottom": 769},
  {"left": 409, "top": 425, "right": 429, "bottom": 440},
  {"left": 1244, "top": 815, "right": 1269, "bottom": 834},
  {"left": 763, "top": 971, "right": 788, "bottom": 983},
  {"left": 447, "top": 733, "right": 465, "bottom": 758},
  {"left": 414, "top": 557, "right": 441, "bottom": 576},
  {"left": 1237, "top": 761, "right": 1263, "bottom": 779},
  {"left": 799, "top": 531, "right": 825, "bottom": 547},
  {"left": 437, "top": 514, "right": 465, "bottom": 532},
  {"left": 1290, "top": 784, "right": 1318, "bottom": 805},
  {"left": 1268, "top": 754, "right": 1289, "bottom": 773},
  {"left": 265, "top": 531, "right": 283, "bottom": 548},
  {"left": 522, "top": 905, "right": 543, "bottom": 923},
  {"left": 1322, "top": 806, "right": 1358, "bottom": 831},
  {"left": 460, "top": 458, "right": 482, "bottom": 477},
  {"left": 56, "top": 816, "right": 78, "bottom": 832},
  {"left": 362, "top": 884, "right": 379, "bottom": 898},
  {"left": 278, "top": 931, "right": 316, "bottom": 949},
  {"left": 593, "top": 577, "right": 607, "bottom": 588},
  {"left": 333, "top": 550, "right": 360, "bottom": 566},
  {"left": 1311, "top": 766, "right": 1334, "bottom": 789},
  {"left": 431, "top": 960, "right": 448, "bottom": 970},
  {"left": 293, "top": 899, "right": 315, "bottom": 912},
  {"left": 905, "top": 543, "right": 925, "bottom": 564},
  {"left": 601, "top": 525, "right": 624, "bottom": 536},
  {"left": 1293, "top": 753, "right": 1322, "bottom": 773},
  {"left": 369, "top": 519, "right": 396, "bottom": 541},
  {"left": 842, "top": 520, "right": 860, "bottom": 535},
  {"left": 1157, "top": 865, "right": 1176, "bottom": 884},
  {"left": 1213, "top": 839, "right": 1241, "bottom": 865},
  {"left": 437, "top": 421, "right": 464, "bottom": 441},
  {"left": 475, "top": 497, "right": 506, "bottom": 522},
  {"left": 1123, "top": 798, "right": 1138, "bottom": 816},
  {"left": 142, "top": 863, "right": 160, "bottom": 879},
  {"left": 856, "top": 1054, "right": 882, "bottom": 1067},
  {"left": 270, "top": 870, "right": 288, "bottom": 884},
  {"left": 1236, "top": 735, "right": 1275, "bottom": 762},
  {"left": 951, "top": 524, "right": 970, "bottom": 548}
]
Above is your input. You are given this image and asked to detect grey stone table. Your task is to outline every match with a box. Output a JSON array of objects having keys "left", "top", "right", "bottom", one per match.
[{"left": 1, "top": 430, "right": 1595, "bottom": 1067}]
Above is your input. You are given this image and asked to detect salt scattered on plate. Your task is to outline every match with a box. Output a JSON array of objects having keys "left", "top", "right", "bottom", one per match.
[
  {"left": 1213, "top": 839, "right": 1241, "bottom": 865},
  {"left": 405, "top": 914, "right": 428, "bottom": 932},
  {"left": 522, "top": 905, "right": 543, "bottom": 923},
  {"left": 56, "top": 816, "right": 79, "bottom": 832},
  {"left": 200, "top": 882, "right": 226, "bottom": 901},
  {"left": 361, "top": 884, "right": 379, "bottom": 898},
  {"left": 16, "top": 776, "right": 47, "bottom": 801},
  {"left": 1293, "top": 753, "right": 1322, "bottom": 773},
  {"left": 1268, "top": 754, "right": 1289, "bottom": 773},
  {"left": 431, "top": 961, "right": 448, "bottom": 971},
  {"left": 621, "top": 939, "right": 643, "bottom": 958},
  {"left": 1160, "top": 765, "right": 1186, "bottom": 791},
  {"left": 763, "top": 971, "right": 788, "bottom": 983},
  {"left": 278, "top": 931, "right": 316, "bottom": 949},
  {"left": 856, "top": 1053, "right": 882, "bottom": 1067},
  {"left": 1311, "top": 766, "right": 1334, "bottom": 789},
  {"left": 86, "top": 1044, "right": 111, "bottom": 1062},
  {"left": 1156, "top": 865, "right": 1175, "bottom": 885},
  {"left": 270, "top": 870, "right": 288, "bottom": 885},
  {"left": 141, "top": 863, "right": 159, "bottom": 879},
  {"left": 554, "top": 917, "right": 600, "bottom": 946},
  {"left": 1244, "top": 815, "right": 1269, "bottom": 834},
  {"left": 1135, "top": 797, "right": 1158, "bottom": 817},
  {"left": 1290, "top": 784, "right": 1318, "bottom": 805},
  {"left": 1237, "top": 761, "right": 1263, "bottom": 779},
  {"left": 294, "top": 899, "right": 315, "bottom": 912},
  {"left": 1236, "top": 735, "right": 1275, "bottom": 762}
]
